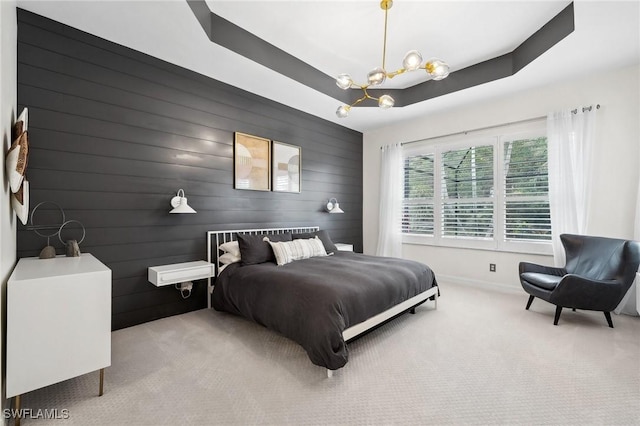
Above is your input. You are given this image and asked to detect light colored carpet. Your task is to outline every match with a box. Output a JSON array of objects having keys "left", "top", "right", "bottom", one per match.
[{"left": 14, "top": 281, "right": 640, "bottom": 425}]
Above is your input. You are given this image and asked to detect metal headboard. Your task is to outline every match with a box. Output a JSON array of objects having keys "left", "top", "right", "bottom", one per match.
[{"left": 206, "top": 226, "right": 320, "bottom": 308}]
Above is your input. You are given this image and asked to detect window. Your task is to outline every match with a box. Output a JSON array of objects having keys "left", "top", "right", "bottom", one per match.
[{"left": 402, "top": 121, "right": 551, "bottom": 254}]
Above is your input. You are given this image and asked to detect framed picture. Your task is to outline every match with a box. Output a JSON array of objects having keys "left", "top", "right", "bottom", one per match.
[
  {"left": 234, "top": 132, "right": 271, "bottom": 191},
  {"left": 272, "top": 141, "right": 301, "bottom": 193}
]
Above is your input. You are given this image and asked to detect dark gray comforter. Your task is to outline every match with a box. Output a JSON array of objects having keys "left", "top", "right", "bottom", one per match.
[{"left": 212, "top": 251, "right": 438, "bottom": 370}]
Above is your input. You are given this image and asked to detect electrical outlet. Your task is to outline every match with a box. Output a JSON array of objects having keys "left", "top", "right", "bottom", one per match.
[{"left": 489, "top": 263, "right": 496, "bottom": 272}]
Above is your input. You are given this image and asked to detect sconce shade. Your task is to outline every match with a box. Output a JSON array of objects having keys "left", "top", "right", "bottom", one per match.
[
  {"left": 170, "top": 189, "right": 196, "bottom": 214},
  {"left": 326, "top": 198, "right": 345, "bottom": 214},
  {"left": 329, "top": 203, "right": 344, "bottom": 214}
]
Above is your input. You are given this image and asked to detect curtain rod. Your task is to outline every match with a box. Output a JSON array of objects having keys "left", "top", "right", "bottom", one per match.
[
  {"left": 572, "top": 104, "right": 600, "bottom": 114},
  {"left": 399, "top": 115, "right": 545, "bottom": 147},
  {"left": 396, "top": 103, "right": 600, "bottom": 148}
]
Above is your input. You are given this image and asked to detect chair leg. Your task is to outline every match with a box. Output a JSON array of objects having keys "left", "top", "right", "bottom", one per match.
[
  {"left": 525, "top": 295, "right": 535, "bottom": 310},
  {"left": 553, "top": 306, "right": 563, "bottom": 325},
  {"left": 604, "top": 312, "right": 614, "bottom": 328}
]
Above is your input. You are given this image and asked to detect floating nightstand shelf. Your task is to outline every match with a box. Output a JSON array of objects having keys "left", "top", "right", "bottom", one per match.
[
  {"left": 335, "top": 243, "right": 354, "bottom": 252},
  {"left": 148, "top": 261, "right": 214, "bottom": 287}
]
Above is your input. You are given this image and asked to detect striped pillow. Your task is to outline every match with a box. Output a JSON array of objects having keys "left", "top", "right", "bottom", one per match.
[{"left": 266, "top": 237, "right": 327, "bottom": 266}]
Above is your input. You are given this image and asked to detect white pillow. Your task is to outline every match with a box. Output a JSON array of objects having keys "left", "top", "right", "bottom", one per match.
[
  {"left": 219, "top": 252, "right": 241, "bottom": 265},
  {"left": 219, "top": 240, "right": 240, "bottom": 257},
  {"left": 267, "top": 237, "right": 327, "bottom": 266}
]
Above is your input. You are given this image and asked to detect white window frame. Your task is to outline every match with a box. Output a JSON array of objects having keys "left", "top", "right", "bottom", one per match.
[{"left": 402, "top": 120, "right": 552, "bottom": 255}]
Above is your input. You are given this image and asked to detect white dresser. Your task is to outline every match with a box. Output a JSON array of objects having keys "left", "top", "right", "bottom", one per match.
[{"left": 7, "top": 253, "right": 111, "bottom": 419}]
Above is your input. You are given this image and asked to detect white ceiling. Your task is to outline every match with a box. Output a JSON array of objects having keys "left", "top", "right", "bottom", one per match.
[{"left": 17, "top": 1, "right": 640, "bottom": 133}]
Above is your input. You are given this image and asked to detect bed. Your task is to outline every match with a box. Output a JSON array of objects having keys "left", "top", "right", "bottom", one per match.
[{"left": 206, "top": 227, "right": 438, "bottom": 374}]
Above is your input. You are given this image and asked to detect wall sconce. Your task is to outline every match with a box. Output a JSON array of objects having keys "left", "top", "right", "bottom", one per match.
[
  {"left": 325, "top": 198, "right": 344, "bottom": 214},
  {"left": 170, "top": 189, "right": 196, "bottom": 214}
]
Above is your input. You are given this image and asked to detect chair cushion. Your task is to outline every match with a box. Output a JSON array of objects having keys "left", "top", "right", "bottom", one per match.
[{"left": 520, "top": 272, "right": 563, "bottom": 291}]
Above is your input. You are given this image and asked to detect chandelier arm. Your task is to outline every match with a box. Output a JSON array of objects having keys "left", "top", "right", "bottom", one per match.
[
  {"left": 350, "top": 95, "right": 367, "bottom": 108},
  {"left": 382, "top": 3, "right": 389, "bottom": 70},
  {"left": 386, "top": 68, "right": 408, "bottom": 79},
  {"left": 346, "top": 87, "right": 380, "bottom": 109},
  {"left": 362, "top": 87, "right": 379, "bottom": 101}
]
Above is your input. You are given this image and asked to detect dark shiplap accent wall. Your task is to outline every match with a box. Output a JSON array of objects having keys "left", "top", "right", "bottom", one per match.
[{"left": 16, "top": 9, "right": 363, "bottom": 330}]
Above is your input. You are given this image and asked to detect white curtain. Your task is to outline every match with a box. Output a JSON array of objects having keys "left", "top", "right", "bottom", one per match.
[
  {"left": 547, "top": 107, "right": 597, "bottom": 266},
  {"left": 614, "top": 156, "right": 640, "bottom": 315},
  {"left": 376, "top": 143, "right": 403, "bottom": 258}
]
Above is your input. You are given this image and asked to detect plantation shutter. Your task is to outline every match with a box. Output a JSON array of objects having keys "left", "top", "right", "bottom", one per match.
[
  {"left": 441, "top": 145, "right": 494, "bottom": 238},
  {"left": 503, "top": 137, "right": 551, "bottom": 240},
  {"left": 402, "top": 154, "right": 434, "bottom": 235}
]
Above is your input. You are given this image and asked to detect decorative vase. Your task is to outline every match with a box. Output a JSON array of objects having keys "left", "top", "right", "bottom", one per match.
[{"left": 39, "top": 245, "right": 56, "bottom": 259}]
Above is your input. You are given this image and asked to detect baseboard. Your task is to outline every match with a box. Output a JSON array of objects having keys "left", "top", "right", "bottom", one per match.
[
  {"left": 437, "top": 274, "right": 522, "bottom": 295},
  {"left": 438, "top": 274, "right": 640, "bottom": 318}
]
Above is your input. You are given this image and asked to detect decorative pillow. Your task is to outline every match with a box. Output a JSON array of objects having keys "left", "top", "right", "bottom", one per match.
[
  {"left": 237, "top": 232, "right": 292, "bottom": 265},
  {"left": 6, "top": 131, "right": 29, "bottom": 194},
  {"left": 219, "top": 240, "right": 240, "bottom": 257},
  {"left": 292, "top": 229, "right": 337, "bottom": 254},
  {"left": 219, "top": 252, "right": 241, "bottom": 265},
  {"left": 268, "top": 237, "right": 328, "bottom": 266},
  {"left": 11, "top": 179, "right": 29, "bottom": 225}
]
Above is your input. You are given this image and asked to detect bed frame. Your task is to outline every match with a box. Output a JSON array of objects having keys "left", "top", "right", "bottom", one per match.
[{"left": 206, "top": 226, "right": 438, "bottom": 376}]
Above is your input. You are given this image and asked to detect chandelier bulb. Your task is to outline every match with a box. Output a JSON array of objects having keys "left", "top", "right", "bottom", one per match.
[
  {"left": 378, "top": 95, "right": 395, "bottom": 109},
  {"left": 336, "top": 73, "right": 354, "bottom": 90},
  {"left": 367, "top": 67, "right": 387, "bottom": 86},
  {"left": 425, "top": 58, "right": 450, "bottom": 80},
  {"left": 336, "top": 105, "right": 351, "bottom": 118},
  {"left": 402, "top": 50, "right": 423, "bottom": 71}
]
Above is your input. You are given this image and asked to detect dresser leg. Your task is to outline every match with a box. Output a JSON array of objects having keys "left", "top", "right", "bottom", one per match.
[
  {"left": 15, "top": 394, "right": 21, "bottom": 426},
  {"left": 99, "top": 368, "right": 104, "bottom": 396}
]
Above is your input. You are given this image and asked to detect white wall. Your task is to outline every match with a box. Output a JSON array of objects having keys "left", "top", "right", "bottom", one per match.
[
  {"left": 363, "top": 65, "right": 640, "bottom": 291},
  {"left": 1, "top": 0, "right": 18, "bottom": 412}
]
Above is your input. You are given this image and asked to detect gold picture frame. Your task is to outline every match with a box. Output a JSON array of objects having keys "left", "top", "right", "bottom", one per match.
[
  {"left": 272, "top": 141, "right": 301, "bottom": 193},
  {"left": 234, "top": 132, "right": 271, "bottom": 191}
]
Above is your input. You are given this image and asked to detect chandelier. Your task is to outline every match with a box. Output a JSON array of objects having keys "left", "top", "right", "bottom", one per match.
[{"left": 335, "top": 0, "right": 450, "bottom": 118}]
